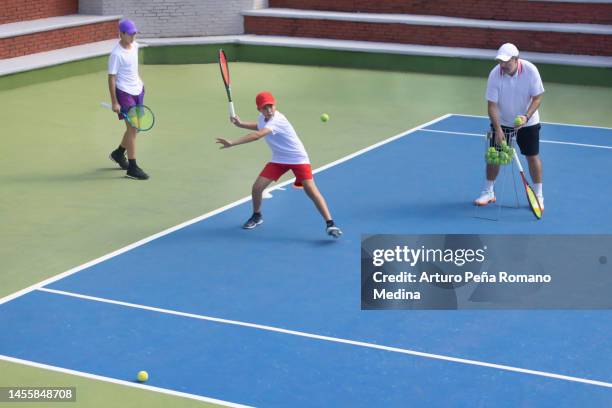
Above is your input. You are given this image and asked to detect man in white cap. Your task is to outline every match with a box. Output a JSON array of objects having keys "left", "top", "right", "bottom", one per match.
[{"left": 475, "top": 43, "right": 545, "bottom": 210}]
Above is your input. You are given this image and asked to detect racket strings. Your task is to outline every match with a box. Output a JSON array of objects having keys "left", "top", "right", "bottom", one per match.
[
  {"left": 526, "top": 188, "right": 542, "bottom": 214},
  {"left": 219, "top": 50, "right": 231, "bottom": 86},
  {"left": 126, "top": 105, "right": 154, "bottom": 131}
]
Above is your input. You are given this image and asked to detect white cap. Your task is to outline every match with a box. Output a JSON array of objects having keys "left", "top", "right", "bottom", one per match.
[{"left": 495, "top": 43, "right": 519, "bottom": 62}]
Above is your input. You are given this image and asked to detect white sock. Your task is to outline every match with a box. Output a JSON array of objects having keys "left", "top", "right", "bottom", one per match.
[
  {"left": 533, "top": 183, "right": 543, "bottom": 196},
  {"left": 484, "top": 180, "right": 495, "bottom": 192}
]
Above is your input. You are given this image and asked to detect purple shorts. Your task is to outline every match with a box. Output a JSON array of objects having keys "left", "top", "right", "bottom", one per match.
[{"left": 116, "top": 87, "right": 145, "bottom": 120}]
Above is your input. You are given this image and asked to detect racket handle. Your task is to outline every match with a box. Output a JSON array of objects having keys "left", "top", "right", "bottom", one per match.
[
  {"left": 228, "top": 102, "right": 236, "bottom": 118},
  {"left": 512, "top": 149, "right": 525, "bottom": 172},
  {"left": 101, "top": 102, "right": 127, "bottom": 121}
]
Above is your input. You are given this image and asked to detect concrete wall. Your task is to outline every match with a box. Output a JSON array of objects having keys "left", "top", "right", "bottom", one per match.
[{"left": 79, "top": 0, "right": 268, "bottom": 37}]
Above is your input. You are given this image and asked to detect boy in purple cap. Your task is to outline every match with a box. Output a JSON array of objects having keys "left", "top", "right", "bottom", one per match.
[{"left": 107, "top": 19, "right": 149, "bottom": 180}]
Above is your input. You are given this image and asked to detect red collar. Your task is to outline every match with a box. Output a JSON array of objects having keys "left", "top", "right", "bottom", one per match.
[{"left": 499, "top": 60, "right": 522, "bottom": 77}]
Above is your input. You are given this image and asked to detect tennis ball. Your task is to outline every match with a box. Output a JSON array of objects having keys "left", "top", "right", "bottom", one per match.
[
  {"left": 320, "top": 113, "right": 330, "bottom": 122},
  {"left": 514, "top": 116, "right": 524, "bottom": 126},
  {"left": 137, "top": 370, "right": 149, "bottom": 382}
]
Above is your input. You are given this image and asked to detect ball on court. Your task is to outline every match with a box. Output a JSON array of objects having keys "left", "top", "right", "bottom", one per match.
[
  {"left": 137, "top": 370, "right": 149, "bottom": 382},
  {"left": 320, "top": 113, "right": 330, "bottom": 122},
  {"left": 514, "top": 116, "right": 523, "bottom": 126}
]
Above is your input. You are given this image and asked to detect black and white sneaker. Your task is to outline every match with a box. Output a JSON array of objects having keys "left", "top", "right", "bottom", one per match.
[
  {"left": 126, "top": 166, "right": 149, "bottom": 180},
  {"left": 109, "top": 149, "right": 129, "bottom": 170},
  {"left": 242, "top": 213, "right": 263, "bottom": 229},
  {"left": 326, "top": 225, "right": 343, "bottom": 238}
]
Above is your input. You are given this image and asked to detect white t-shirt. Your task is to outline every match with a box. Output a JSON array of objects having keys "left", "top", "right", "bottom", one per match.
[
  {"left": 485, "top": 59, "right": 545, "bottom": 127},
  {"left": 108, "top": 41, "right": 143, "bottom": 95},
  {"left": 257, "top": 111, "right": 310, "bottom": 164}
]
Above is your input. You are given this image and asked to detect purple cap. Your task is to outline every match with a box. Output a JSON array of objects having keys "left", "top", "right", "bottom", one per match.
[{"left": 119, "top": 19, "right": 138, "bottom": 35}]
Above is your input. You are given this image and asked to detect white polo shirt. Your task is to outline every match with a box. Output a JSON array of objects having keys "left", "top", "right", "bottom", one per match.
[
  {"left": 257, "top": 111, "right": 310, "bottom": 164},
  {"left": 108, "top": 41, "right": 144, "bottom": 96},
  {"left": 485, "top": 59, "right": 545, "bottom": 127}
]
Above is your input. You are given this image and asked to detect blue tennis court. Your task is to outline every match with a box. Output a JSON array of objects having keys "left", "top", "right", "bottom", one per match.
[{"left": 1, "top": 114, "right": 611, "bottom": 407}]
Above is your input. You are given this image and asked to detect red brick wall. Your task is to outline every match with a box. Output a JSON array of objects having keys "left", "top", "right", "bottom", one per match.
[
  {"left": 0, "top": 0, "right": 78, "bottom": 24},
  {"left": 269, "top": 0, "right": 612, "bottom": 24},
  {"left": 245, "top": 16, "right": 612, "bottom": 56},
  {"left": 0, "top": 21, "right": 118, "bottom": 59}
]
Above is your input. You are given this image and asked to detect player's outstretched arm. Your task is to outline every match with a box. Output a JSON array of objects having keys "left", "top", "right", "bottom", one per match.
[{"left": 216, "top": 128, "right": 271, "bottom": 149}]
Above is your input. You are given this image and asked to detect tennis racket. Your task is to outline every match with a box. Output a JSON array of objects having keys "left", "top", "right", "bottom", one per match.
[
  {"left": 218, "top": 49, "right": 236, "bottom": 118},
  {"left": 512, "top": 149, "right": 542, "bottom": 220},
  {"left": 101, "top": 102, "right": 155, "bottom": 132}
]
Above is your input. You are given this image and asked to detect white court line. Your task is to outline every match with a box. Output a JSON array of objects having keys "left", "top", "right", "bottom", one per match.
[
  {"left": 0, "top": 114, "right": 451, "bottom": 307},
  {"left": 36, "top": 287, "right": 612, "bottom": 390},
  {"left": 0, "top": 355, "right": 252, "bottom": 408},
  {"left": 420, "top": 128, "right": 612, "bottom": 150},
  {"left": 451, "top": 113, "right": 612, "bottom": 131}
]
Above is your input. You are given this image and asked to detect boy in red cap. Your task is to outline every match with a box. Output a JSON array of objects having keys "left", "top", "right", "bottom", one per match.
[{"left": 216, "top": 91, "right": 342, "bottom": 238}]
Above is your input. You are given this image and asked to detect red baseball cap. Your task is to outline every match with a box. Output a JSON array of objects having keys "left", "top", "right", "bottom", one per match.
[{"left": 256, "top": 91, "right": 276, "bottom": 109}]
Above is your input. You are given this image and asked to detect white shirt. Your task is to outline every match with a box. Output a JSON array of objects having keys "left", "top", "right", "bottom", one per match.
[
  {"left": 485, "top": 59, "right": 545, "bottom": 127},
  {"left": 108, "top": 41, "right": 143, "bottom": 95},
  {"left": 257, "top": 111, "right": 310, "bottom": 164}
]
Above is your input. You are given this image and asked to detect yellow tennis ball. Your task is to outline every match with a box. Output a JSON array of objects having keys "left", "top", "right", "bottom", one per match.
[
  {"left": 514, "top": 116, "right": 523, "bottom": 126},
  {"left": 320, "top": 113, "right": 330, "bottom": 122},
  {"left": 137, "top": 370, "right": 149, "bottom": 382}
]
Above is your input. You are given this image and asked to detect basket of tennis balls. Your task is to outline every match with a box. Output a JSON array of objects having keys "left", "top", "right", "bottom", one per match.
[{"left": 485, "top": 142, "right": 514, "bottom": 165}]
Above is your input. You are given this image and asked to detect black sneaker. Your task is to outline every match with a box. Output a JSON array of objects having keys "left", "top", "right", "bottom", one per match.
[
  {"left": 326, "top": 225, "right": 343, "bottom": 238},
  {"left": 109, "top": 149, "right": 129, "bottom": 170},
  {"left": 126, "top": 166, "right": 149, "bottom": 180},
  {"left": 242, "top": 213, "right": 263, "bottom": 229}
]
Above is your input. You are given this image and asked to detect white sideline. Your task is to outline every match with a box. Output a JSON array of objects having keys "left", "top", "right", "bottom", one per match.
[
  {"left": 0, "top": 355, "right": 251, "bottom": 407},
  {"left": 420, "top": 129, "right": 612, "bottom": 150},
  {"left": 453, "top": 113, "right": 612, "bottom": 130}
]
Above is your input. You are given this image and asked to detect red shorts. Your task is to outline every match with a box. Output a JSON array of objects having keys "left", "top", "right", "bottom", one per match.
[{"left": 259, "top": 162, "right": 313, "bottom": 187}]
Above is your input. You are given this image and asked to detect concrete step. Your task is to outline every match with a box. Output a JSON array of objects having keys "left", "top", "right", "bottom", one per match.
[
  {"left": 268, "top": 0, "right": 612, "bottom": 24},
  {"left": 243, "top": 8, "right": 612, "bottom": 56}
]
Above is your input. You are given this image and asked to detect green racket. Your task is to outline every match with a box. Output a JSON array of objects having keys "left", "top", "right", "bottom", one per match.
[{"left": 101, "top": 102, "right": 155, "bottom": 132}]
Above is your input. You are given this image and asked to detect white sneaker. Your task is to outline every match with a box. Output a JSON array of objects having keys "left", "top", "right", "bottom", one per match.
[
  {"left": 536, "top": 195, "right": 544, "bottom": 211},
  {"left": 474, "top": 190, "right": 496, "bottom": 206},
  {"left": 326, "top": 225, "right": 343, "bottom": 238}
]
